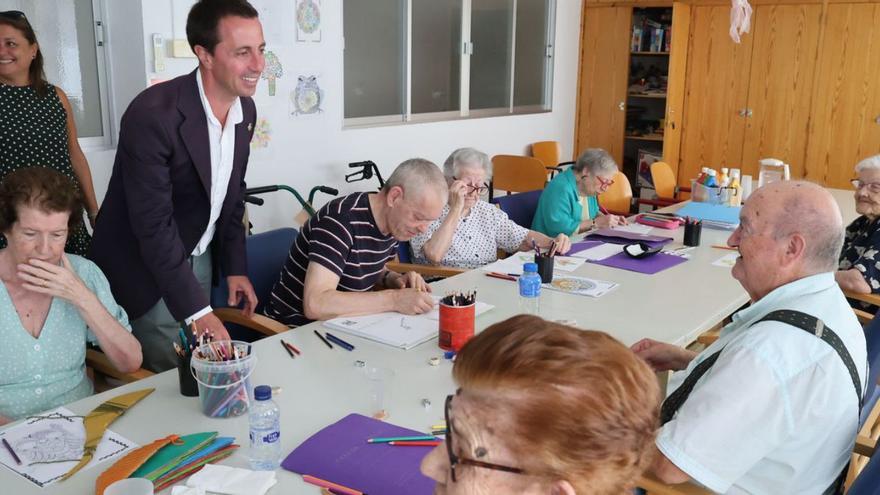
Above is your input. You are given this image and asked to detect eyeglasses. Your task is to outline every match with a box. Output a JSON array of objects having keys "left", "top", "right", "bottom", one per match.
[
  {"left": 851, "top": 179, "right": 880, "bottom": 193},
  {"left": 445, "top": 394, "right": 526, "bottom": 482},
  {"left": 452, "top": 177, "right": 489, "bottom": 195},
  {"left": 596, "top": 176, "right": 615, "bottom": 188}
]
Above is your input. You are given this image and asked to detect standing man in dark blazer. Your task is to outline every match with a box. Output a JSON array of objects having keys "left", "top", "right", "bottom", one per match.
[{"left": 91, "top": 0, "right": 262, "bottom": 372}]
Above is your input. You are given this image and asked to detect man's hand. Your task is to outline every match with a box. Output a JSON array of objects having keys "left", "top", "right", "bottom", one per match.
[
  {"left": 630, "top": 338, "right": 695, "bottom": 372},
  {"left": 550, "top": 234, "right": 571, "bottom": 255},
  {"left": 194, "top": 311, "right": 231, "bottom": 342},
  {"left": 227, "top": 275, "right": 258, "bottom": 317},
  {"left": 392, "top": 288, "right": 435, "bottom": 315},
  {"left": 388, "top": 271, "right": 431, "bottom": 293}
]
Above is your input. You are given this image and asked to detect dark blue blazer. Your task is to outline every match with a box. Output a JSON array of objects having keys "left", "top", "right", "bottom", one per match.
[{"left": 90, "top": 70, "right": 255, "bottom": 321}]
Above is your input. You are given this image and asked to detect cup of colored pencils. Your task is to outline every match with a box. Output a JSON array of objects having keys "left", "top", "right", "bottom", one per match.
[
  {"left": 438, "top": 291, "right": 477, "bottom": 352},
  {"left": 190, "top": 337, "right": 256, "bottom": 418}
]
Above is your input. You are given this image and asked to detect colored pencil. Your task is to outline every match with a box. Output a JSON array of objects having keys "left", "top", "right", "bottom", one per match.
[
  {"left": 314, "top": 330, "right": 333, "bottom": 349},
  {"left": 367, "top": 435, "right": 437, "bottom": 443},
  {"left": 303, "top": 475, "right": 366, "bottom": 495},
  {"left": 711, "top": 245, "right": 738, "bottom": 251},
  {"left": 599, "top": 205, "right": 610, "bottom": 215},
  {"left": 388, "top": 440, "right": 442, "bottom": 446},
  {"left": 324, "top": 332, "right": 355, "bottom": 351},
  {"left": 2, "top": 438, "right": 21, "bottom": 465},
  {"left": 485, "top": 272, "right": 517, "bottom": 281},
  {"left": 284, "top": 340, "right": 302, "bottom": 355},
  {"left": 280, "top": 340, "right": 295, "bottom": 359}
]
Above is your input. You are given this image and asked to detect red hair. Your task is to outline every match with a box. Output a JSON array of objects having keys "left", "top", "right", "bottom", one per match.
[{"left": 453, "top": 315, "right": 660, "bottom": 494}]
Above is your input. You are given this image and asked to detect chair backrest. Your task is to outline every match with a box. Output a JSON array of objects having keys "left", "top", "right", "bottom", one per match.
[
  {"left": 211, "top": 227, "right": 299, "bottom": 316},
  {"left": 397, "top": 241, "right": 413, "bottom": 263},
  {"left": 848, "top": 443, "right": 880, "bottom": 494},
  {"left": 491, "top": 190, "right": 543, "bottom": 229},
  {"left": 650, "top": 161, "right": 678, "bottom": 199},
  {"left": 598, "top": 171, "right": 633, "bottom": 215},
  {"left": 491, "top": 155, "right": 548, "bottom": 194},
  {"left": 530, "top": 141, "right": 562, "bottom": 169}
]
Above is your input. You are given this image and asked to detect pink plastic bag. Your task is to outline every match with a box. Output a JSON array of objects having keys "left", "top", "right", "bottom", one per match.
[{"left": 729, "top": 0, "right": 753, "bottom": 43}]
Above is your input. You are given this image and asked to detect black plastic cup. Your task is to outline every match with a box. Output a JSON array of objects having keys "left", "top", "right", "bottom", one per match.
[
  {"left": 178, "top": 353, "right": 199, "bottom": 397},
  {"left": 683, "top": 221, "right": 702, "bottom": 247},
  {"left": 535, "top": 254, "right": 554, "bottom": 283}
]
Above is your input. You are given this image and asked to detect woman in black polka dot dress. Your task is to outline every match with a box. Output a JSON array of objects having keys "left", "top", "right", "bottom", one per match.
[{"left": 0, "top": 11, "right": 99, "bottom": 255}]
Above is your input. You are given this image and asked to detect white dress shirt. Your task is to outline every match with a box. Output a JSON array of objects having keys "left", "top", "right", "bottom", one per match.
[
  {"left": 657, "top": 272, "right": 867, "bottom": 494},
  {"left": 186, "top": 70, "right": 243, "bottom": 323}
]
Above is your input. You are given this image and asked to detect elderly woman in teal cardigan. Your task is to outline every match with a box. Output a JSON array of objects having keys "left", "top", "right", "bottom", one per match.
[{"left": 532, "top": 148, "right": 628, "bottom": 237}]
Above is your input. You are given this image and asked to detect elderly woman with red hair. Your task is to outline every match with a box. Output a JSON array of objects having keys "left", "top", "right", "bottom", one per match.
[{"left": 421, "top": 315, "right": 661, "bottom": 494}]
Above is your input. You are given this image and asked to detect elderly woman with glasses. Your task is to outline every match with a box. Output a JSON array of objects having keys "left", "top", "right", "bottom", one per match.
[
  {"left": 410, "top": 148, "right": 571, "bottom": 269},
  {"left": 838, "top": 155, "right": 880, "bottom": 297},
  {"left": 421, "top": 315, "right": 661, "bottom": 494},
  {"left": 532, "top": 148, "right": 628, "bottom": 237}
]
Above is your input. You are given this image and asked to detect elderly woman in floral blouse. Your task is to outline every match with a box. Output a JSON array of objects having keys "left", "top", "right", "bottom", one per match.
[
  {"left": 410, "top": 148, "right": 571, "bottom": 269},
  {"left": 838, "top": 154, "right": 880, "bottom": 297}
]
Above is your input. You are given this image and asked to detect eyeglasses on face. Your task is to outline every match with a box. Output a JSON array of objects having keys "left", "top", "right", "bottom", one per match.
[
  {"left": 452, "top": 177, "right": 489, "bottom": 195},
  {"left": 596, "top": 176, "right": 615, "bottom": 188},
  {"left": 444, "top": 394, "right": 527, "bottom": 482},
  {"left": 851, "top": 179, "right": 880, "bottom": 194}
]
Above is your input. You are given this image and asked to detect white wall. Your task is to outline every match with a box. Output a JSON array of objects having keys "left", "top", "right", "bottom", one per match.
[{"left": 86, "top": 0, "right": 583, "bottom": 233}]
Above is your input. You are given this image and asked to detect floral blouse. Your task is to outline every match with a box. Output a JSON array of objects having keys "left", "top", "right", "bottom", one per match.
[{"left": 840, "top": 215, "right": 880, "bottom": 294}]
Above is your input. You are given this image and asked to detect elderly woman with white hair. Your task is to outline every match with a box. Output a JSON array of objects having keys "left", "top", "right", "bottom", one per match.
[
  {"left": 532, "top": 148, "right": 627, "bottom": 237},
  {"left": 410, "top": 148, "right": 571, "bottom": 269},
  {"left": 838, "top": 154, "right": 880, "bottom": 296}
]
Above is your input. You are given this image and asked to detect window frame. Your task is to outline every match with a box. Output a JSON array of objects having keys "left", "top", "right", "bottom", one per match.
[{"left": 77, "top": 0, "right": 113, "bottom": 149}]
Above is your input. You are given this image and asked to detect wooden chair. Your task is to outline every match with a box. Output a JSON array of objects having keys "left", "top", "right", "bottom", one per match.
[
  {"left": 597, "top": 171, "right": 633, "bottom": 216},
  {"left": 638, "top": 161, "right": 692, "bottom": 210},
  {"left": 530, "top": 141, "right": 575, "bottom": 178},
  {"left": 385, "top": 241, "right": 467, "bottom": 280},
  {"left": 490, "top": 155, "right": 548, "bottom": 200}
]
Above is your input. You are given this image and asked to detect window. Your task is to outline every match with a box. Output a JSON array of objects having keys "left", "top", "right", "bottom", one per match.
[
  {"left": 0, "top": 0, "right": 111, "bottom": 146},
  {"left": 343, "top": 0, "right": 555, "bottom": 127}
]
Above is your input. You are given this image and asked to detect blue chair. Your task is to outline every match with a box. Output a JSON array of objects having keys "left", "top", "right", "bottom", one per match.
[
  {"left": 491, "top": 189, "right": 542, "bottom": 229},
  {"left": 849, "top": 445, "right": 880, "bottom": 494},
  {"left": 212, "top": 227, "right": 299, "bottom": 340}
]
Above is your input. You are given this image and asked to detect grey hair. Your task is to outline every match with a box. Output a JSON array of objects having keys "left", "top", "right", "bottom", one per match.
[
  {"left": 855, "top": 155, "right": 880, "bottom": 174},
  {"left": 443, "top": 148, "right": 493, "bottom": 180},
  {"left": 383, "top": 158, "right": 449, "bottom": 201},
  {"left": 768, "top": 181, "right": 844, "bottom": 273},
  {"left": 572, "top": 148, "right": 618, "bottom": 176}
]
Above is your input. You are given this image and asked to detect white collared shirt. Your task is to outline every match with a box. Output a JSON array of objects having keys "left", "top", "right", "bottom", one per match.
[
  {"left": 657, "top": 272, "right": 867, "bottom": 494},
  {"left": 186, "top": 70, "right": 243, "bottom": 323}
]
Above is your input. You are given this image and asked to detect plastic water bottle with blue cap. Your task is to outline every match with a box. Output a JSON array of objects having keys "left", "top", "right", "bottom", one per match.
[
  {"left": 248, "top": 385, "right": 281, "bottom": 470},
  {"left": 519, "top": 262, "right": 542, "bottom": 315}
]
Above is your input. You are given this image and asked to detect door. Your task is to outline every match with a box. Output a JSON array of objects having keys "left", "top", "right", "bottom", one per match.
[
  {"left": 574, "top": 6, "right": 631, "bottom": 164},
  {"left": 677, "top": 5, "right": 753, "bottom": 184},
  {"left": 804, "top": 3, "right": 880, "bottom": 188},
  {"left": 740, "top": 4, "right": 822, "bottom": 180}
]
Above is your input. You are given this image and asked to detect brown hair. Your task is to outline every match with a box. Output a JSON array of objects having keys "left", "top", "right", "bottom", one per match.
[
  {"left": 0, "top": 13, "right": 50, "bottom": 97},
  {"left": 0, "top": 167, "right": 83, "bottom": 233},
  {"left": 186, "top": 0, "right": 259, "bottom": 54},
  {"left": 453, "top": 315, "right": 661, "bottom": 494}
]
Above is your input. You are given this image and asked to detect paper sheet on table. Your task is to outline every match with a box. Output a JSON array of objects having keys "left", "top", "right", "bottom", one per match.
[
  {"left": 481, "top": 252, "right": 586, "bottom": 275},
  {"left": 712, "top": 253, "right": 739, "bottom": 268},
  {"left": 609, "top": 223, "right": 654, "bottom": 235},
  {"left": 543, "top": 276, "right": 618, "bottom": 298},
  {"left": 0, "top": 407, "right": 137, "bottom": 488},
  {"left": 571, "top": 243, "right": 624, "bottom": 260}
]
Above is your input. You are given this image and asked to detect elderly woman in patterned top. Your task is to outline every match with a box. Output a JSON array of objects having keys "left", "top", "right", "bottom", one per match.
[
  {"left": 838, "top": 155, "right": 880, "bottom": 297},
  {"left": 410, "top": 148, "right": 571, "bottom": 270}
]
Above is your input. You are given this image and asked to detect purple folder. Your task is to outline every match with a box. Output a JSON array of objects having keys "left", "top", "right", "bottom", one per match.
[
  {"left": 568, "top": 239, "right": 604, "bottom": 255},
  {"left": 590, "top": 251, "right": 687, "bottom": 274},
  {"left": 282, "top": 413, "right": 435, "bottom": 495},
  {"left": 586, "top": 229, "right": 673, "bottom": 249}
]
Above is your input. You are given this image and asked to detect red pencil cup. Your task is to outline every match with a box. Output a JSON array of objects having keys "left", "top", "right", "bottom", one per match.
[{"left": 438, "top": 302, "right": 476, "bottom": 352}]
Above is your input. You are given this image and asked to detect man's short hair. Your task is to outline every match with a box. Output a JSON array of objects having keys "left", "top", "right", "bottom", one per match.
[
  {"left": 382, "top": 158, "right": 448, "bottom": 201},
  {"left": 186, "top": 0, "right": 259, "bottom": 54}
]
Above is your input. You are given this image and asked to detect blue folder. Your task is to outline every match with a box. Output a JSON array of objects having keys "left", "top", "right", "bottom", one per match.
[{"left": 675, "top": 202, "right": 741, "bottom": 227}]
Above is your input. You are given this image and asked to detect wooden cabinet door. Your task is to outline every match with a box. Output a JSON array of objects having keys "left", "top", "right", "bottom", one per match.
[
  {"left": 740, "top": 5, "right": 822, "bottom": 180},
  {"left": 804, "top": 3, "right": 880, "bottom": 188},
  {"left": 677, "top": 5, "right": 753, "bottom": 184},
  {"left": 574, "top": 6, "right": 631, "bottom": 164}
]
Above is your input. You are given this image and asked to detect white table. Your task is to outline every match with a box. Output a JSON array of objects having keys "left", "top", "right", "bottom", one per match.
[{"left": 0, "top": 189, "right": 858, "bottom": 494}]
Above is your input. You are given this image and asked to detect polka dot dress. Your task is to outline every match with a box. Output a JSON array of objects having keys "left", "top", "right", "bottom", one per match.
[{"left": 0, "top": 83, "right": 91, "bottom": 255}]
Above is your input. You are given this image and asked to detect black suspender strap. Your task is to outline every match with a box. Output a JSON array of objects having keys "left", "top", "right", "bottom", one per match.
[{"left": 660, "top": 309, "right": 863, "bottom": 425}]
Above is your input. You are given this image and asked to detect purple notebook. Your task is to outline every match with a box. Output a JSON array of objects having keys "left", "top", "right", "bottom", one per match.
[
  {"left": 282, "top": 414, "right": 435, "bottom": 495},
  {"left": 586, "top": 229, "right": 673, "bottom": 249},
  {"left": 590, "top": 251, "right": 687, "bottom": 274},
  {"left": 568, "top": 239, "right": 604, "bottom": 255}
]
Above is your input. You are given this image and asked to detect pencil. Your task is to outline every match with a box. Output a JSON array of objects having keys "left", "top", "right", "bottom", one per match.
[
  {"left": 302, "top": 474, "right": 366, "bottom": 495},
  {"left": 388, "top": 440, "right": 442, "bottom": 446},
  {"left": 314, "top": 330, "right": 333, "bottom": 349},
  {"left": 280, "top": 340, "right": 295, "bottom": 358},
  {"left": 284, "top": 339, "right": 302, "bottom": 355},
  {"left": 485, "top": 272, "right": 517, "bottom": 281},
  {"left": 324, "top": 332, "right": 355, "bottom": 351},
  {"left": 711, "top": 245, "right": 738, "bottom": 251},
  {"left": 2, "top": 438, "right": 21, "bottom": 465},
  {"left": 367, "top": 435, "right": 438, "bottom": 443}
]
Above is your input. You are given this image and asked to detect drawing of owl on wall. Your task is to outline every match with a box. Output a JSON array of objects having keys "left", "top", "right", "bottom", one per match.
[{"left": 291, "top": 75, "right": 324, "bottom": 116}]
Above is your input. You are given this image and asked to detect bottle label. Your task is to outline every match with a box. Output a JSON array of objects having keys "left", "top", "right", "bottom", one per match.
[
  {"left": 250, "top": 430, "right": 280, "bottom": 444},
  {"left": 519, "top": 277, "right": 541, "bottom": 297}
]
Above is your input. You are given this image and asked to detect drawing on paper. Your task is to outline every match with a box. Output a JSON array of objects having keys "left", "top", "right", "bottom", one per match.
[
  {"left": 250, "top": 117, "right": 272, "bottom": 150},
  {"left": 14, "top": 423, "right": 82, "bottom": 464},
  {"left": 551, "top": 278, "right": 597, "bottom": 293},
  {"left": 291, "top": 75, "right": 324, "bottom": 116},
  {"left": 261, "top": 50, "right": 283, "bottom": 96},
  {"left": 296, "top": 0, "right": 321, "bottom": 42}
]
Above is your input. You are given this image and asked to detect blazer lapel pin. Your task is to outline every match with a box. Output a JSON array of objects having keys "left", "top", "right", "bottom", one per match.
[{"left": 247, "top": 122, "right": 253, "bottom": 132}]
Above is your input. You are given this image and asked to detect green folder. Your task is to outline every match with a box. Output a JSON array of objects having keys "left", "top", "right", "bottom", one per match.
[{"left": 131, "top": 432, "right": 218, "bottom": 481}]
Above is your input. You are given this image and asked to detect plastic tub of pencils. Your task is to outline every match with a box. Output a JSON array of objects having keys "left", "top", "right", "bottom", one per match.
[
  {"left": 438, "top": 291, "right": 476, "bottom": 352},
  {"left": 190, "top": 340, "right": 256, "bottom": 418}
]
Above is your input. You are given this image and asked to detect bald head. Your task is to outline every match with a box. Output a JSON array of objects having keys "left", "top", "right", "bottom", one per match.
[{"left": 749, "top": 180, "right": 843, "bottom": 273}]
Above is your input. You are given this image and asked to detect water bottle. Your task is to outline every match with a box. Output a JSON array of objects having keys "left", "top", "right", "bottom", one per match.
[
  {"left": 518, "top": 262, "right": 541, "bottom": 315},
  {"left": 248, "top": 385, "right": 281, "bottom": 470}
]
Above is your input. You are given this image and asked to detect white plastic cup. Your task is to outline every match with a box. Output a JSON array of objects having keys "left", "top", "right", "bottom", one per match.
[
  {"left": 361, "top": 366, "right": 395, "bottom": 420},
  {"left": 741, "top": 175, "right": 753, "bottom": 201},
  {"left": 104, "top": 478, "right": 154, "bottom": 495}
]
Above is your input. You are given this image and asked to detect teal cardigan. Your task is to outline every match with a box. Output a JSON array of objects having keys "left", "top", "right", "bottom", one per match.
[{"left": 531, "top": 168, "right": 598, "bottom": 237}]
